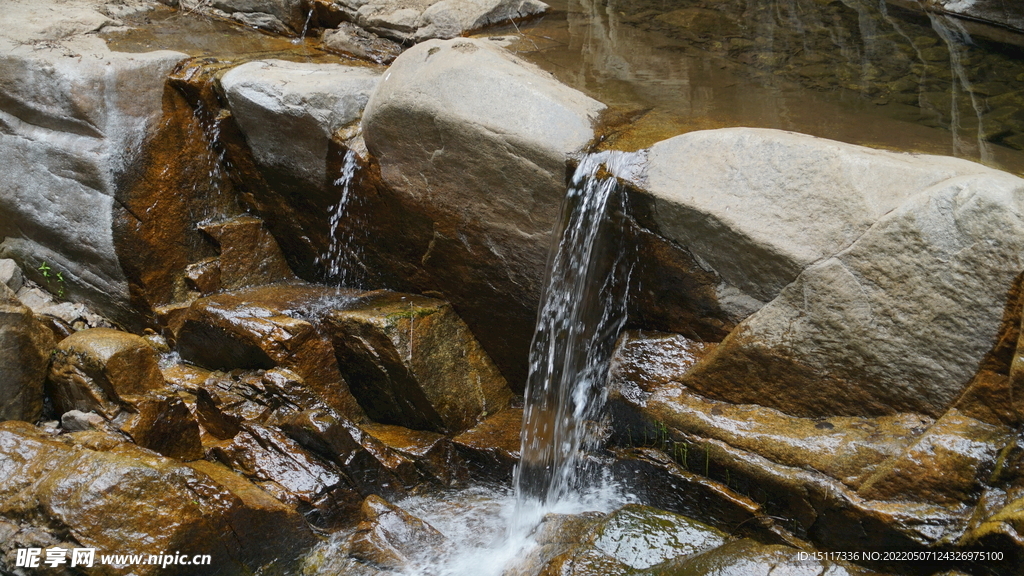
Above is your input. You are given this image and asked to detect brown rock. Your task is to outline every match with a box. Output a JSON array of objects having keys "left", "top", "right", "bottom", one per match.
[
  {"left": 174, "top": 284, "right": 366, "bottom": 421},
  {"left": 209, "top": 423, "right": 359, "bottom": 529},
  {"left": 0, "top": 420, "right": 316, "bottom": 575},
  {"left": 325, "top": 291, "right": 512, "bottom": 434},
  {"left": 451, "top": 409, "right": 522, "bottom": 482},
  {"left": 47, "top": 328, "right": 164, "bottom": 419},
  {"left": 199, "top": 216, "right": 295, "bottom": 290},
  {"left": 0, "top": 283, "right": 55, "bottom": 422},
  {"left": 645, "top": 538, "right": 870, "bottom": 576},
  {"left": 609, "top": 330, "right": 716, "bottom": 406},
  {"left": 858, "top": 410, "right": 1014, "bottom": 507},
  {"left": 348, "top": 495, "right": 446, "bottom": 570},
  {"left": 280, "top": 409, "right": 417, "bottom": 500},
  {"left": 115, "top": 389, "right": 204, "bottom": 461},
  {"left": 361, "top": 422, "right": 468, "bottom": 487}
]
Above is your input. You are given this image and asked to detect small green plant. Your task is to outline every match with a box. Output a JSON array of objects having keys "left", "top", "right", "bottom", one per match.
[{"left": 38, "top": 261, "right": 66, "bottom": 298}]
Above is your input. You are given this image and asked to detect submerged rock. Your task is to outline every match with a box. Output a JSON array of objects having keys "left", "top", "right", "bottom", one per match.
[
  {"left": 325, "top": 291, "right": 512, "bottom": 434},
  {"left": 0, "top": 420, "right": 316, "bottom": 575},
  {"left": 0, "top": 284, "right": 55, "bottom": 422},
  {"left": 330, "top": 0, "right": 549, "bottom": 43}
]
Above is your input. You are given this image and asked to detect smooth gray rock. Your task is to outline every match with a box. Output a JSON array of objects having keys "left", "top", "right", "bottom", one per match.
[
  {"left": 0, "top": 283, "right": 54, "bottom": 422},
  {"left": 638, "top": 128, "right": 994, "bottom": 311},
  {"left": 653, "top": 129, "right": 1024, "bottom": 418},
  {"left": 322, "top": 22, "right": 403, "bottom": 64},
  {"left": 334, "top": 0, "right": 549, "bottom": 43},
  {"left": 61, "top": 410, "right": 107, "bottom": 432},
  {"left": 221, "top": 59, "right": 381, "bottom": 189},
  {"left": 0, "top": 259, "right": 23, "bottom": 293},
  {"left": 362, "top": 37, "right": 604, "bottom": 383},
  {"left": 180, "top": 0, "right": 308, "bottom": 33},
  {"left": 0, "top": 0, "right": 187, "bottom": 323}
]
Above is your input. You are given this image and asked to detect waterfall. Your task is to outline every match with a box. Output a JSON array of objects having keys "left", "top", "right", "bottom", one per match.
[
  {"left": 315, "top": 149, "right": 365, "bottom": 287},
  {"left": 513, "top": 150, "right": 641, "bottom": 522}
]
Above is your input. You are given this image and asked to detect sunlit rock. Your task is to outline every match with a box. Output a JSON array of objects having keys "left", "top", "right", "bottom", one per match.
[
  {"left": 115, "top": 388, "right": 204, "bottom": 461},
  {"left": 322, "top": 22, "right": 403, "bottom": 64},
  {"left": 330, "top": 0, "right": 548, "bottom": 43},
  {"left": 220, "top": 59, "right": 381, "bottom": 188},
  {"left": 324, "top": 291, "right": 513, "bottom": 434},
  {"left": 180, "top": 0, "right": 308, "bottom": 33},
  {"left": 628, "top": 128, "right": 1024, "bottom": 420},
  {"left": 362, "top": 37, "right": 605, "bottom": 386},
  {"left": 0, "top": 284, "right": 55, "bottom": 422},
  {"left": 0, "top": 420, "right": 316, "bottom": 575},
  {"left": 48, "top": 327, "right": 165, "bottom": 419}
]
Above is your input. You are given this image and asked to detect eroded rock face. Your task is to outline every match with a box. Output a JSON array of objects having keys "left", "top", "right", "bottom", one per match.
[
  {"left": 0, "top": 420, "right": 316, "bottom": 575},
  {"left": 0, "top": 284, "right": 55, "bottom": 422},
  {"left": 0, "top": 0, "right": 187, "bottom": 324},
  {"left": 451, "top": 408, "right": 522, "bottom": 482},
  {"left": 889, "top": 0, "right": 1024, "bottom": 35},
  {"left": 362, "top": 37, "right": 604, "bottom": 386},
  {"left": 325, "top": 291, "right": 512, "bottom": 434},
  {"left": 174, "top": 284, "right": 367, "bottom": 421},
  {"left": 329, "top": 0, "right": 549, "bottom": 43},
  {"left": 322, "top": 23, "right": 403, "bottom": 64}
]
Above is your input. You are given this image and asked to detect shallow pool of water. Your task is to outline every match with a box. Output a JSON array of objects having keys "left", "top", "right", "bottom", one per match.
[{"left": 494, "top": 0, "right": 1024, "bottom": 175}]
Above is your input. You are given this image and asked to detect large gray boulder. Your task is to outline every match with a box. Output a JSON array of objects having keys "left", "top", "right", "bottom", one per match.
[
  {"left": 629, "top": 128, "right": 1024, "bottom": 419},
  {"left": 0, "top": 0, "right": 186, "bottom": 323},
  {"left": 334, "top": 0, "right": 549, "bottom": 43},
  {"left": 179, "top": 0, "right": 308, "bottom": 34},
  {"left": 362, "top": 37, "right": 604, "bottom": 384},
  {"left": 221, "top": 59, "right": 381, "bottom": 190},
  {"left": 635, "top": 128, "right": 995, "bottom": 314}
]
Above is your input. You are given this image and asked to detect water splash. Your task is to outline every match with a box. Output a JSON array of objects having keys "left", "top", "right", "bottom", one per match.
[
  {"left": 315, "top": 149, "right": 366, "bottom": 287},
  {"left": 513, "top": 150, "right": 641, "bottom": 516}
]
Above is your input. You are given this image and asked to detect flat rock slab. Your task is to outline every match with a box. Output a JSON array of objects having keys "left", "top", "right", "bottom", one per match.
[{"left": 332, "top": 0, "right": 549, "bottom": 43}]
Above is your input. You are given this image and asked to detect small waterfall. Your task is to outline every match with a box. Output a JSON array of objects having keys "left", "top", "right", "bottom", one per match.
[
  {"left": 513, "top": 150, "right": 641, "bottom": 523},
  {"left": 929, "top": 14, "right": 992, "bottom": 164},
  {"left": 293, "top": 7, "right": 315, "bottom": 44},
  {"left": 315, "top": 149, "right": 365, "bottom": 287}
]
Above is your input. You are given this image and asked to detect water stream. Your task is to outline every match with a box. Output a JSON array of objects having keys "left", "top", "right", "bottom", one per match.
[{"left": 315, "top": 149, "right": 364, "bottom": 287}]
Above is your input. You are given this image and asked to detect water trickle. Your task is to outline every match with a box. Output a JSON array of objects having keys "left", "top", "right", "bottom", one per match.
[
  {"left": 293, "top": 7, "right": 315, "bottom": 44},
  {"left": 513, "top": 149, "right": 642, "bottom": 516},
  {"left": 315, "top": 149, "right": 365, "bottom": 287}
]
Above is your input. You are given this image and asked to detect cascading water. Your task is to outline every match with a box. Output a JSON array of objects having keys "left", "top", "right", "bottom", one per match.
[
  {"left": 389, "top": 151, "right": 643, "bottom": 576},
  {"left": 315, "top": 148, "right": 365, "bottom": 287},
  {"left": 513, "top": 150, "right": 640, "bottom": 514}
]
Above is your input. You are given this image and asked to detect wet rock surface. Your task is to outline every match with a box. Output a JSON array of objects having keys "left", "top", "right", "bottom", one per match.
[
  {"left": 325, "top": 291, "right": 512, "bottom": 434},
  {"left": 0, "top": 420, "right": 316, "bottom": 575},
  {"left": 48, "top": 328, "right": 165, "bottom": 419},
  {"left": 0, "top": 283, "right": 55, "bottom": 422},
  {"left": 451, "top": 408, "right": 523, "bottom": 482},
  {"left": 348, "top": 494, "right": 446, "bottom": 570}
]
